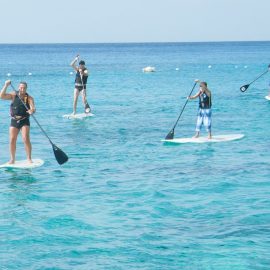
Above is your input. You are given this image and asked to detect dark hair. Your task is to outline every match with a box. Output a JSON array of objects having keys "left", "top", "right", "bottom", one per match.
[
  {"left": 79, "top": 60, "right": 85, "bottom": 65},
  {"left": 20, "top": 81, "right": 28, "bottom": 88},
  {"left": 201, "top": 82, "right": 207, "bottom": 87}
]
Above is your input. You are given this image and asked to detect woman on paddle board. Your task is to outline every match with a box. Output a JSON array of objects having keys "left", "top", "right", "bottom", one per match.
[
  {"left": 188, "top": 81, "right": 212, "bottom": 139},
  {"left": 70, "top": 55, "right": 91, "bottom": 115},
  {"left": 0, "top": 80, "right": 36, "bottom": 164},
  {"left": 267, "top": 81, "right": 270, "bottom": 98}
]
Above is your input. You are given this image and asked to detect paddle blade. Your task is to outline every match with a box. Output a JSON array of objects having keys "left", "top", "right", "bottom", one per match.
[
  {"left": 85, "top": 102, "right": 91, "bottom": 113},
  {"left": 240, "top": 84, "right": 249, "bottom": 92},
  {"left": 52, "top": 144, "right": 69, "bottom": 165},
  {"left": 165, "top": 129, "right": 174, "bottom": 140}
]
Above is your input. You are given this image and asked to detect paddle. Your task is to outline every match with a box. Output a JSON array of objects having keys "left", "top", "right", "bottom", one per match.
[
  {"left": 240, "top": 64, "right": 270, "bottom": 92},
  {"left": 165, "top": 79, "right": 199, "bottom": 140},
  {"left": 11, "top": 83, "right": 69, "bottom": 165},
  {"left": 79, "top": 72, "right": 91, "bottom": 113},
  {"left": 77, "top": 56, "right": 91, "bottom": 113}
]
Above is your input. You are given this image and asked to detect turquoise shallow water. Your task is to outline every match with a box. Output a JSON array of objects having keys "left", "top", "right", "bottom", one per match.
[{"left": 0, "top": 42, "right": 270, "bottom": 269}]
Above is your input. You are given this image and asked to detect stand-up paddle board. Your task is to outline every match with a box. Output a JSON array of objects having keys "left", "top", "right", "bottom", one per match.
[
  {"left": 162, "top": 134, "right": 244, "bottom": 144},
  {"left": 0, "top": 159, "right": 44, "bottom": 169},
  {"left": 63, "top": 113, "right": 94, "bottom": 119},
  {"left": 265, "top": 96, "right": 270, "bottom": 101}
]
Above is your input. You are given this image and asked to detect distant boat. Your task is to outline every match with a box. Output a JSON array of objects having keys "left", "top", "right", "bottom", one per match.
[{"left": 142, "top": 66, "right": 156, "bottom": 72}]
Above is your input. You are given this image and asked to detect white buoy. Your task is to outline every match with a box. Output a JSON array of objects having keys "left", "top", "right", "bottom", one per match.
[
  {"left": 28, "top": 72, "right": 32, "bottom": 76},
  {"left": 208, "top": 65, "right": 212, "bottom": 69},
  {"left": 69, "top": 72, "right": 73, "bottom": 75},
  {"left": 175, "top": 68, "right": 179, "bottom": 71},
  {"left": 7, "top": 73, "right": 11, "bottom": 77},
  {"left": 142, "top": 66, "right": 156, "bottom": 72}
]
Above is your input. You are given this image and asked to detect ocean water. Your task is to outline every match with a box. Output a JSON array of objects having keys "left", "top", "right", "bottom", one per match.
[{"left": 0, "top": 42, "right": 270, "bottom": 269}]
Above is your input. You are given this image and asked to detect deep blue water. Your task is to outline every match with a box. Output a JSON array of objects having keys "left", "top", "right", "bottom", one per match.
[{"left": 0, "top": 42, "right": 270, "bottom": 269}]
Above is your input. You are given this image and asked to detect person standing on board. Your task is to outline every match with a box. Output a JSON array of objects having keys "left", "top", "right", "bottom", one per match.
[
  {"left": 0, "top": 80, "right": 36, "bottom": 164},
  {"left": 267, "top": 81, "right": 270, "bottom": 98},
  {"left": 70, "top": 55, "right": 91, "bottom": 115},
  {"left": 188, "top": 81, "right": 212, "bottom": 139}
]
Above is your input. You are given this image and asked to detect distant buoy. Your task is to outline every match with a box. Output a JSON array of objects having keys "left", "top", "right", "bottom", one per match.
[
  {"left": 69, "top": 72, "right": 73, "bottom": 75},
  {"left": 142, "top": 66, "right": 155, "bottom": 72},
  {"left": 208, "top": 65, "right": 212, "bottom": 69},
  {"left": 28, "top": 72, "right": 32, "bottom": 76},
  {"left": 7, "top": 73, "right": 11, "bottom": 77},
  {"left": 175, "top": 68, "right": 179, "bottom": 71}
]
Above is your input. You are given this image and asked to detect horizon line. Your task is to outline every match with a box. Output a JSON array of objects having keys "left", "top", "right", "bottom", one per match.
[{"left": 0, "top": 40, "right": 270, "bottom": 45}]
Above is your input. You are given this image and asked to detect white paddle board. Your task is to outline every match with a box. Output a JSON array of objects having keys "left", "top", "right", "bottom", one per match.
[
  {"left": 265, "top": 96, "right": 270, "bottom": 101},
  {"left": 162, "top": 134, "right": 244, "bottom": 144},
  {"left": 0, "top": 159, "right": 44, "bottom": 169},
  {"left": 63, "top": 113, "right": 94, "bottom": 119}
]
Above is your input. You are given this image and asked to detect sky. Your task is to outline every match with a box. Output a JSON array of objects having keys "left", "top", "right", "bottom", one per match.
[{"left": 0, "top": 0, "right": 269, "bottom": 43}]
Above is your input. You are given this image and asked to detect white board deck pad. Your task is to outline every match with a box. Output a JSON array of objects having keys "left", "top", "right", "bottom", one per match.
[
  {"left": 265, "top": 96, "right": 270, "bottom": 101},
  {"left": 63, "top": 113, "right": 94, "bottom": 119},
  {"left": 162, "top": 134, "right": 244, "bottom": 144},
  {"left": 0, "top": 159, "right": 44, "bottom": 169}
]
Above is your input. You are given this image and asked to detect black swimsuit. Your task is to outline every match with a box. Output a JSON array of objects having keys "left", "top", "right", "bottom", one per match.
[{"left": 11, "top": 117, "right": 30, "bottom": 129}]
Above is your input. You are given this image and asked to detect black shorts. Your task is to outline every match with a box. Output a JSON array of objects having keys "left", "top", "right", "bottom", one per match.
[
  {"left": 10, "top": 117, "right": 30, "bottom": 130},
  {"left": 75, "top": 86, "right": 86, "bottom": 92}
]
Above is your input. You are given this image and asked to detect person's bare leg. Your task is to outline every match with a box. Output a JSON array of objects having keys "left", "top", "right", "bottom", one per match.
[
  {"left": 193, "top": 131, "right": 200, "bottom": 138},
  {"left": 9, "top": 127, "right": 19, "bottom": 164},
  {"left": 73, "top": 88, "right": 80, "bottom": 114},
  {"left": 208, "top": 131, "right": 212, "bottom": 139},
  {"left": 21, "top": 125, "right": 32, "bottom": 163}
]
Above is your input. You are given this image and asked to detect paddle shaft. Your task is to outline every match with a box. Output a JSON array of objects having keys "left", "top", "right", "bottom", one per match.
[
  {"left": 172, "top": 81, "right": 198, "bottom": 130},
  {"left": 248, "top": 69, "right": 269, "bottom": 87},
  {"left": 10, "top": 84, "right": 54, "bottom": 145},
  {"left": 80, "top": 73, "right": 85, "bottom": 91},
  {"left": 77, "top": 57, "right": 91, "bottom": 112}
]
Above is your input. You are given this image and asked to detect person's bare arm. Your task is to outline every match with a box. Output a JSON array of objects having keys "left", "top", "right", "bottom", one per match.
[
  {"left": 70, "top": 55, "right": 79, "bottom": 71},
  {"left": 189, "top": 90, "right": 201, "bottom": 100},
  {"left": 0, "top": 80, "right": 14, "bottom": 100},
  {"left": 27, "top": 96, "right": 36, "bottom": 114},
  {"left": 187, "top": 79, "right": 200, "bottom": 99}
]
